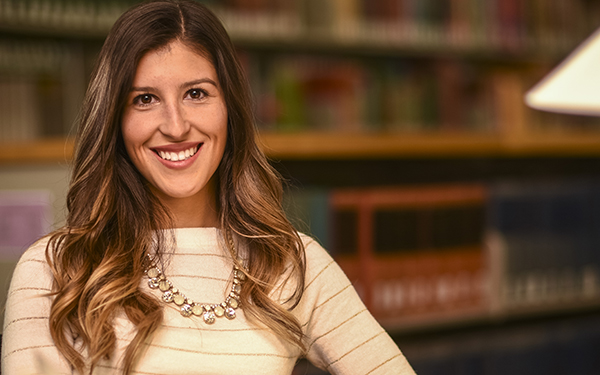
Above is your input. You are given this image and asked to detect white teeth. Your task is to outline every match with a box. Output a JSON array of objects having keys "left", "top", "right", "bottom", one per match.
[{"left": 158, "top": 146, "right": 199, "bottom": 162}]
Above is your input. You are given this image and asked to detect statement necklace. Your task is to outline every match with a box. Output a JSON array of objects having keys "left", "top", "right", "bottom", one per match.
[{"left": 145, "top": 235, "right": 246, "bottom": 324}]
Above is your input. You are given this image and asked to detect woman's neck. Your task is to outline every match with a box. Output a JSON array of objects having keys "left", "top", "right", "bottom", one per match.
[
  {"left": 165, "top": 197, "right": 219, "bottom": 228},
  {"left": 154, "top": 183, "right": 220, "bottom": 228}
]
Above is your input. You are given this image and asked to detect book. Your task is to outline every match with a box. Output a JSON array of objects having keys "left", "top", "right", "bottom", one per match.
[
  {"left": 283, "top": 187, "right": 330, "bottom": 249},
  {"left": 0, "top": 190, "right": 53, "bottom": 260},
  {"left": 487, "top": 179, "right": 600, "bottom": 310},
  {"left": 0, "top": 39, "right": 80, "bottom": 142},
  {"left": 0, "top": 78, "right": 42, "bottom": 142},
  {"left": 329, "top": 184, "right": 490, "bottom": 329}
]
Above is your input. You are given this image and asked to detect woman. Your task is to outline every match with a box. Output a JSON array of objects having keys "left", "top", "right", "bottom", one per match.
[{"left": 1, "top": 1, "right": 415, "bottom": 374}]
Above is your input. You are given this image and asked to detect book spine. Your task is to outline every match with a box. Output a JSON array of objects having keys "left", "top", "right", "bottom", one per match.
[
  {"left": 330, "top": 185, "right": 490, "bottom": 326},
  {"left": 489, "top": 180, "right": 600, "bottom": 310},
  {"left": 0, "top": 39, "right": 78, "bottom": 142}
]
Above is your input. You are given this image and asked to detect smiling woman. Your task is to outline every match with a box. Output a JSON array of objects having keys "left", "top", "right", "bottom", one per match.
[
  {"left": 122, "top": 41, "right": 227, "bottom": 228},
  {"left": 1, "top": 1, "right": 415, "bottom": 375}
]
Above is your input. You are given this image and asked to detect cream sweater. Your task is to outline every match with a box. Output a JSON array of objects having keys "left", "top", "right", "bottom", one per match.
[{"left": 2, "top": 228, "right": 415, "bottom": 374}]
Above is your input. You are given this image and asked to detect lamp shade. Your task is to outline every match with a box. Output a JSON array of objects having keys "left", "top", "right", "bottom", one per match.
[{"left": 525, "top": 27, "right": 600, "bottom": 116}]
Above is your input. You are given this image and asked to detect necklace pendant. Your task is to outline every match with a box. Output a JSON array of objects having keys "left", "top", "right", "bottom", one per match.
[
  {"left": 203, "top": 310, "right": 216, "bottom": 324},
  {"left": 180, "top": 304, "right": 193, "bottom": 317},
  {"left": 173, "top": 294, "right": 185, "bottom": 306},
  {"left": 158, "top": 279, "right": 170, "bottom": 292},
  {"left": 214, "top": 304, "right": 225, "bottom": 317},
  {"left": 228, "top": 296, "right": 239, "bottom": 309},
  {"left": 192, "top": 304, "right": 203, "bottom": 316},
  {"left": 147, "top": 267, "right": 160, "bottom": 279},
  {"left": 224, "top": 307, "right": 236, "bottom": 319},
  {"left": 162, "top": 290, "right": 174, "bottom": 303}
]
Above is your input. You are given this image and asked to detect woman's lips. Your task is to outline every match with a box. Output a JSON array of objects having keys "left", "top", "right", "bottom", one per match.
[
  {"left": 155, "top": 144, "right": 200, "bottom": 161},
  {"left": 152, "top": 143, "right": 203, "bottom": 167}
]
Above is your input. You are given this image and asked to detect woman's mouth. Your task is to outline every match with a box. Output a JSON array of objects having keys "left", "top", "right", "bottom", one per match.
[{"left": 155, "top": 144, "right": 201, "bottom": 162}]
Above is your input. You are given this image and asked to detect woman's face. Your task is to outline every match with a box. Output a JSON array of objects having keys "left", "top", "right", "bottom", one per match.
[{"left": 122, "top": 40, "right": 227, "bottom": 212}]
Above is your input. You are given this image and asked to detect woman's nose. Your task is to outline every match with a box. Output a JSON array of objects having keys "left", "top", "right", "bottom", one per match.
[{"left": 158, "top": 101, "right": 191, "bottom": 140}]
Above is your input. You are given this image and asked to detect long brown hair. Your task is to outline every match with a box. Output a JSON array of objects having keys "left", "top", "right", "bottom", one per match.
[{"left": 46, "top": 1, "right": 306, "bottom": 373}]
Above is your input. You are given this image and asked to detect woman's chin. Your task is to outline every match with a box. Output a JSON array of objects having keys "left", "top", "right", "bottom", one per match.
[{"left": 150, "top": 184, "right": 202, "bottom": 201}]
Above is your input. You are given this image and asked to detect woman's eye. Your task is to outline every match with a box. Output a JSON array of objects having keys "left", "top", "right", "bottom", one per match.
[
  {"left": 134, "top": 94, "right": 156, "bottom": 106},
  {"left": 187, "top": 89, "right": 206, "bottom": 100}
]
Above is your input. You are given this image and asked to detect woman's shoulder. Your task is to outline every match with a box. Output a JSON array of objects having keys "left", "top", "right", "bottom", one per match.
[
  {"left": 11, "top": 236, "right": 55, "bottom": 286},
  {"left": 298, "top": 233, "right": 334, "bottom": 264},
  {"left": 297, "top": 233, "right": 347, "bottom": 285},
  {"left": 7, "top": 236, "right": 56, "bottom": 299},
  {"left": 18, "top": 235, "right": 53, "bottom": 264}
]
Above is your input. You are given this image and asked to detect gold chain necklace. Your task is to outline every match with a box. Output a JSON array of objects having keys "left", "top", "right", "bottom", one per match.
[{"left": 145, "top": 233, "right": 246, "bottom": 324}]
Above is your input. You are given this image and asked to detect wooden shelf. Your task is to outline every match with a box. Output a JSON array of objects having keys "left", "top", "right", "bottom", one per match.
[
  {"left": 3, "top": 132, "right": 600, "bottom": 164},
  {"left": 0, "top": 138, "right": 74, "bottom": 164},
  {"left": 260, "top": 132, "right": 600, "bottom": 159},
  {"left": 260, "top": 132, "right": 498, "bottom": 159},
  {"left": 382, "top": 296, "right": 600, "bottom": 335}
]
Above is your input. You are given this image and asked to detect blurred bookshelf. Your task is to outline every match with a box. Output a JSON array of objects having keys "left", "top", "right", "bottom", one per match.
[
  {"left": 3, "top": 1, "right": 600, "bottom": 374},
  {"left": 7, "top": 132, "right": 600, "bottom": 164},
  {"left": 2, "top": 0, "right": 600, "bottom": 162}
]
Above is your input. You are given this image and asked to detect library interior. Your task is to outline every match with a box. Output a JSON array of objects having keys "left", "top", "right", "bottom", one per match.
[{"left": 2, "top": 1, "right": 600, "bottom": 374}]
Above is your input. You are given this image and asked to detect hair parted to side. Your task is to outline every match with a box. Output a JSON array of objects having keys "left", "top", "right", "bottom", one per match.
[{"left": 46, "top": 1, "right": 306, "bottom": 373}]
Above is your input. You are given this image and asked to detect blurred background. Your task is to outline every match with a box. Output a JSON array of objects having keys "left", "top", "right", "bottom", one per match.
[{"left": 2, "top": 1, "right": 600, "bottom": 374}]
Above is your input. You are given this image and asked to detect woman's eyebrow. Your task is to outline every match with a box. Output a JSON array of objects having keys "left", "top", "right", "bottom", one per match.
[
  {"left": 181, "top": 78, "right": 218, "bottom": 89},
  {"left": 130, "top": 86, "right": 154, "bottom": 92},
  {"left": 129, "top": 78, "right": 218, "bottom": 93}
]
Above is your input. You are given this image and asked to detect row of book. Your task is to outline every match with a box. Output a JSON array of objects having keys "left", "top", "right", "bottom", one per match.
[
  {"left": 489, "top": 181, "right": 600, "bottom": 308},
  {"left": 0, "top": 0, "right": 133, "bottom": 33},
  {"left": 241, "top": 52, "right": 600, "bottom": 134},
  {"left": 2, "top": 179, "right": 600, "bottom": 334},
  {"left": 0, "top": 0, "right": 597, "bottom": 55},
  {"left": 216, "top": 0, "right": 598, "bottom": 54},
  {"left": 3, "top": 2, "right": 600, "bottom": 141},
  {"left": 0, "top": 39, "right": 68, "bottom": 73},
  {"left": 283, "top": 179, "right": 600, "bottom": 329},
  {"left": 0, "top": 39, "right": 74, "bottom": 142},
  {"left": 2, "top": 42, "right": 600, "bottom": 143},
  {"left": 0, "top": 76, "right": 67, "bottom": 142}
]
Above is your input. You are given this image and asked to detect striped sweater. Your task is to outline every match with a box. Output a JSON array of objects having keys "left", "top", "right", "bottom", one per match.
[{"left": 2, "top": 227, "right": 415, "bottom": 374}]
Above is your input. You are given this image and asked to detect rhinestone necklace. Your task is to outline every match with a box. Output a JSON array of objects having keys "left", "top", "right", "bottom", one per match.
[{"left": 145, "top": 234, "right": 246, "bottom": 324}]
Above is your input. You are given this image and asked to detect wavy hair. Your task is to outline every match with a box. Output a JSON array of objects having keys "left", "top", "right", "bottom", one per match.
[{"left": 46, "top": 1, "right": 306, "bottom": 373}]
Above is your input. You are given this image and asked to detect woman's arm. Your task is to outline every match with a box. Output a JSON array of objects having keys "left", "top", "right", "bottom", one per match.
[
  {"left": 1, "top": 238, "right": 74, "bottom": 375},
  {"left": 296, "top": 236, "right": 416, "bottom": 375}
]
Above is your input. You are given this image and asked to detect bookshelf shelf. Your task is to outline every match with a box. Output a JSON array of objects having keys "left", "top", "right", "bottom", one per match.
[
  {"left": 261, "top": 132, "right": 502, "bottom": 159},
  {"left": 0, "top": 138, "right": 74, "bottom": 164},
  {"left": 262, "top": 132, "right": 600, "bottom": 159},
  {"left": 382, "top": 298, "right": 600, "bottom": 334},
  {"left": 0, "top": 23, "right": 108, "bottom": 40},
  {"left": 3, "top": 132, "right": 600, "bottom": 164}
]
